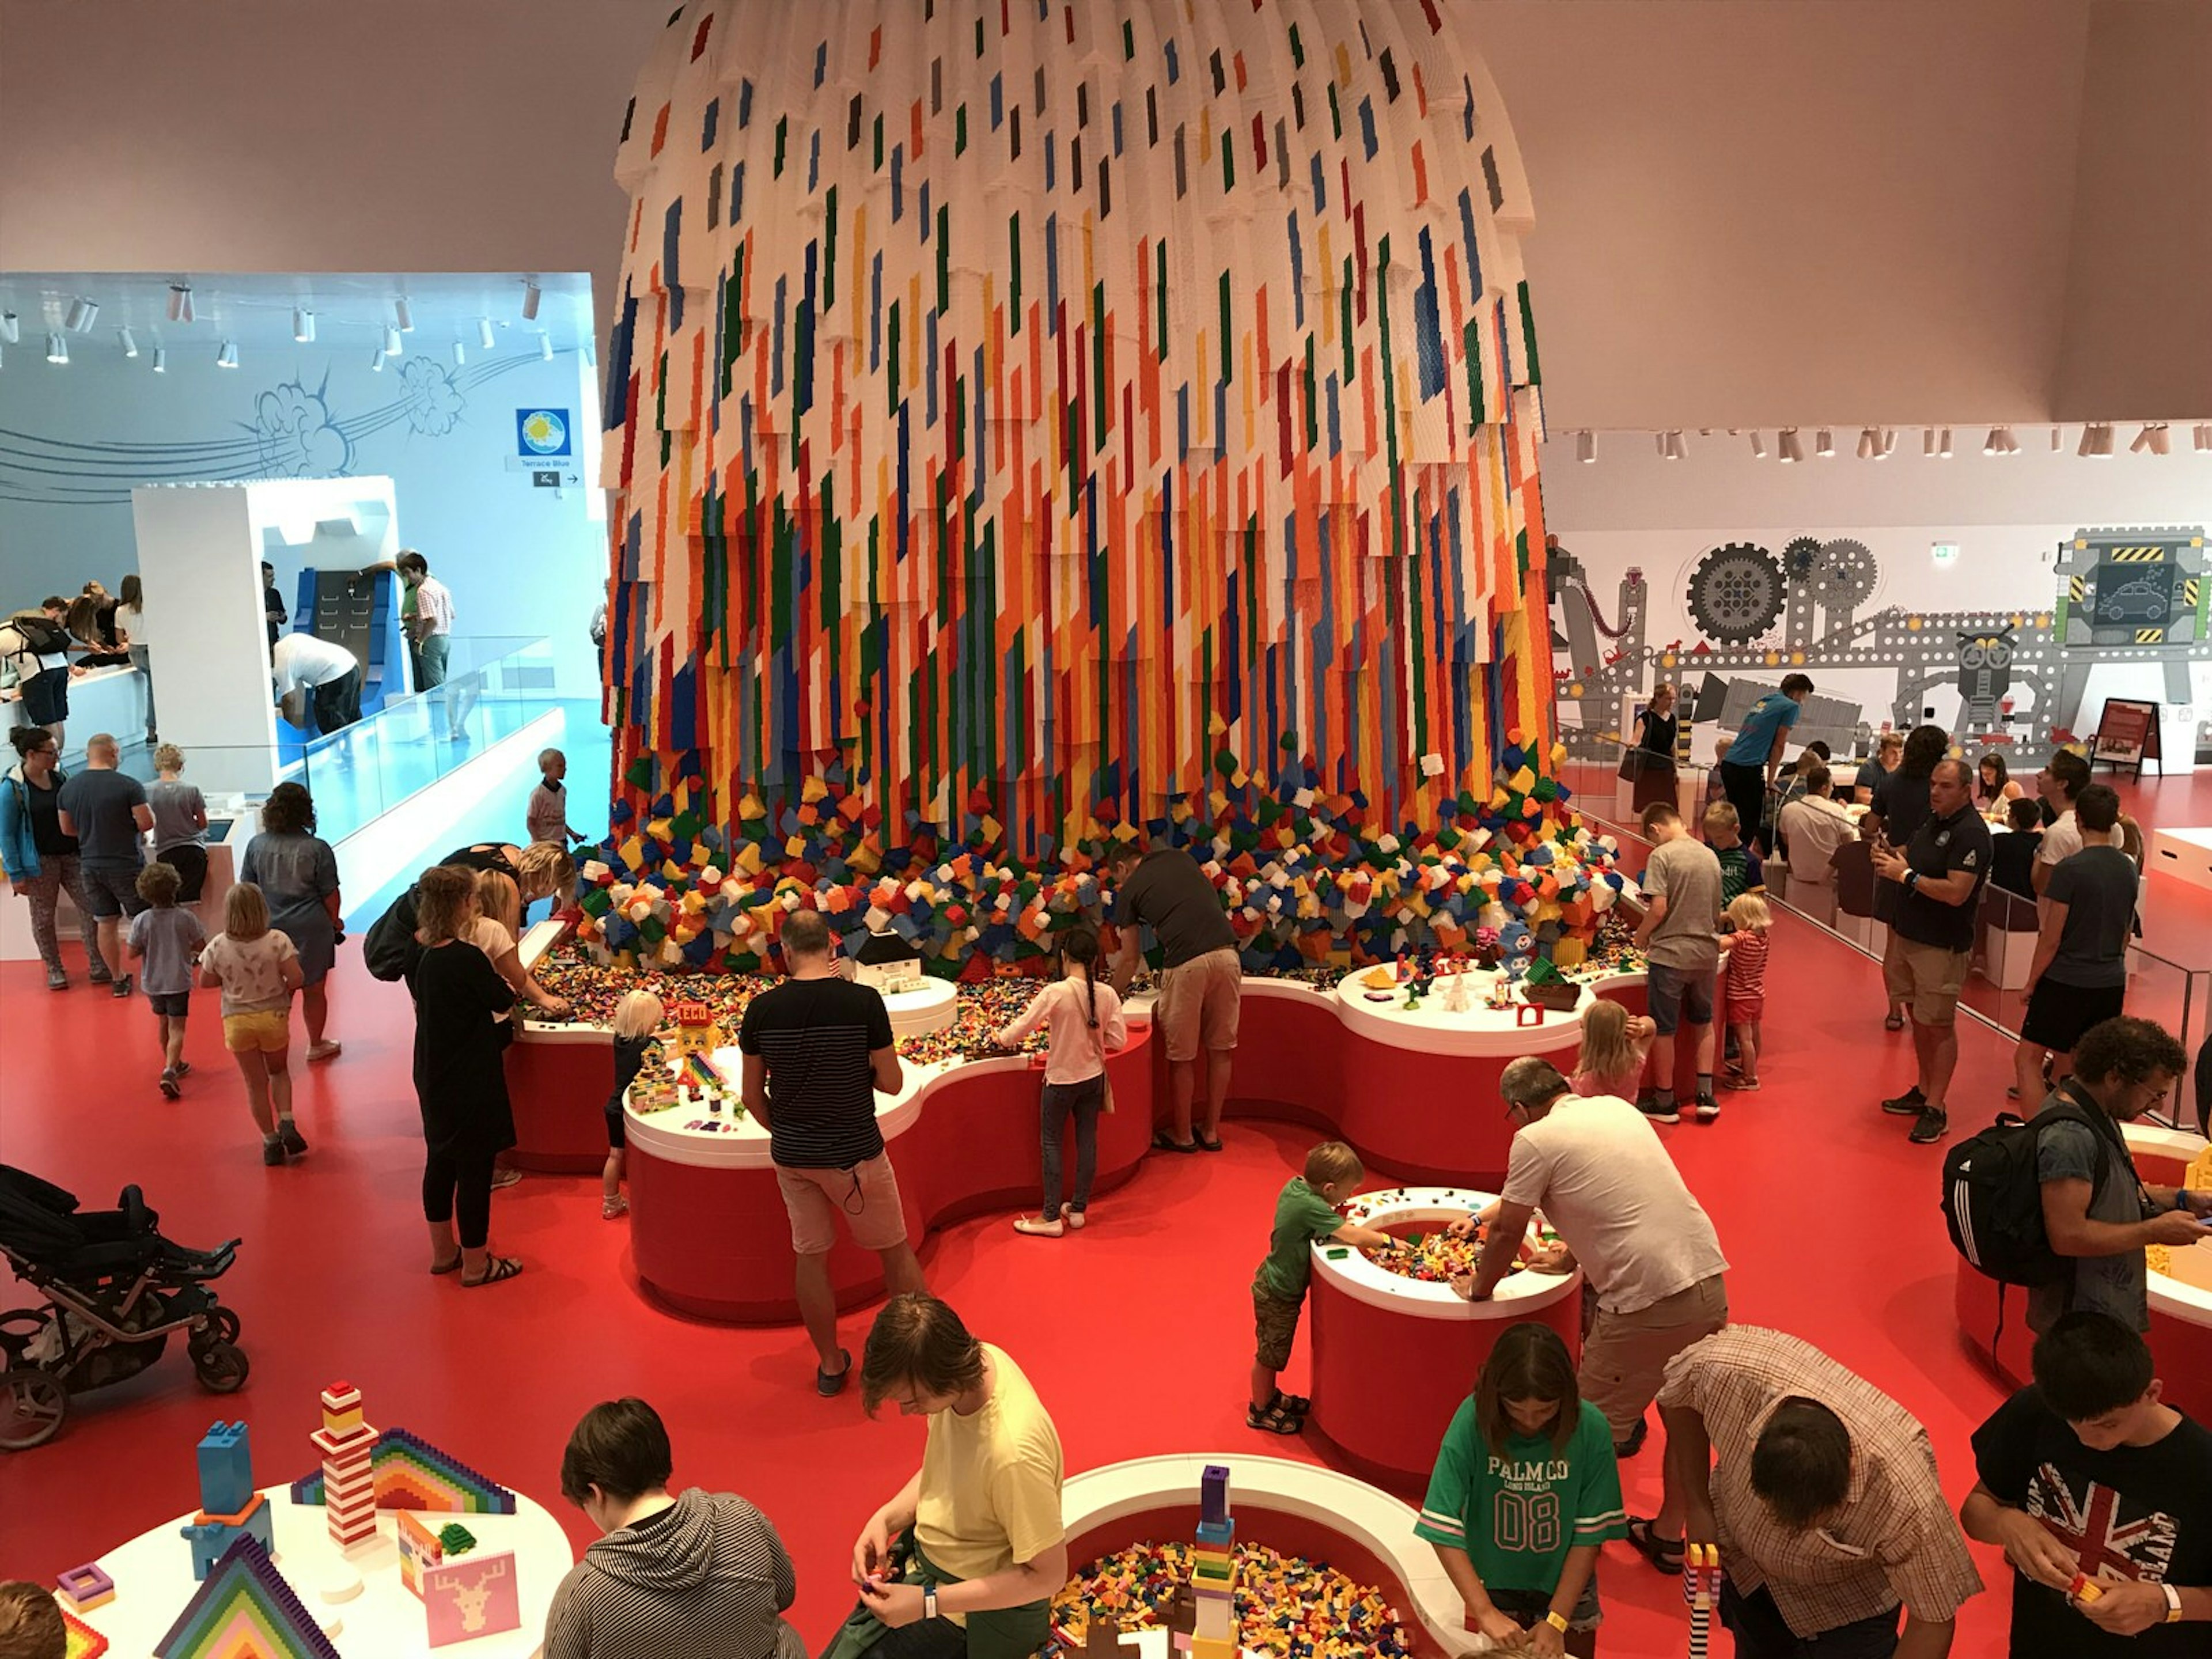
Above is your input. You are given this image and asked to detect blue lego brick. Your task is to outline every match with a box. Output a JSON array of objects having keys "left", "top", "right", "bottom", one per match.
[
  {"left": 1201, "top": 1464, "right": 1231, "bottom": 1525},
  {"left": 181, "top": 1496, "right": 274, "bottom": 1581},
  {"left": 1195, "top": 1517, "right": 1236, "bottom": 1551},
  {"left": 197, "top": 1421, "right": 255, "bottom": 1517}
]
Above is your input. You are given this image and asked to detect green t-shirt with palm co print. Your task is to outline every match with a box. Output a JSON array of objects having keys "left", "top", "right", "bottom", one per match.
[
  {"left": 1254, "top": 1177, "right": 1345, "bottom": 1301},
  {"left": 1415, "top": 1397, "right": 1628, "bottom": 1597}
]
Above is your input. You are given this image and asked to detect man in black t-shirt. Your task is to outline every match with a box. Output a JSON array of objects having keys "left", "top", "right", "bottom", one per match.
[
  {"left": 1964, "top": 1312, "right": 2212, "bottom": 1653},
  {"left": 1870, "top": 756, "right": 1991, "bottom": 1146},
  {"left": 1104, "top": 841, "right": 1241, "bottom": 1153},
  {"left": 2015, "top": 785, "right": 2138, "bottom": 1106},
  {"left": 740, "top": 910, "right": 927, "bottom": 1398}
]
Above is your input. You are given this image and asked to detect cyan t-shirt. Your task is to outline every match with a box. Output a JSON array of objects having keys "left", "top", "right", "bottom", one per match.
[{"left": 1728, "top": 692, "right": 1801, "bottom": 770}]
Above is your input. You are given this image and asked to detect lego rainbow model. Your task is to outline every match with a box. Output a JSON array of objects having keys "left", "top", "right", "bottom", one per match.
[
  {"left": 180, "top": 1422, "right": 276, "bottom": 1582},
  {"left": 59, "top": 1605, "right": 110, "bottom": 1659},
  {"left": 1188, "top": 1466, "right": 1238, "bottom": 1659},
  {"left": 308, "top": 1382, "right": 379, "bottom": 1554},
  {"left": 153, "top": 1535, "right": 340, "bottom": 1659},
  {"left": 291, "top": 1421, "right": 518, "bottom": 1515}
]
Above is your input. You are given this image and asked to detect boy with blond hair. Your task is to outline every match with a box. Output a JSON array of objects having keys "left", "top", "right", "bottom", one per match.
[
  {"left": 1701, "top": 801, "right": 1764, "bottom": 905},
  {"left": 1249, "top": 1141, "right": 1402, "bottom": 1434}
]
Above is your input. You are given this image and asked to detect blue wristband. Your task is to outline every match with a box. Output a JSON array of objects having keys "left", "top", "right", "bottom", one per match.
[{"left": 2180, "top": 1190, "right": 2194, "bottom": 1213}]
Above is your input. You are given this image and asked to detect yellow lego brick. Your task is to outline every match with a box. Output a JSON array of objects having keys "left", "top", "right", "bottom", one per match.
[
  {"left": 735, "top": 843, "right": 764, "bottom": 876},
  {"left": 1551, "top": 937, "right": 1588, "bottom": 970},
  {"left": 801, "top": 775, "right": 830, "bottom": 804},
  {"left": 785, "top": 834, "right": 808, "bottom": 858}
]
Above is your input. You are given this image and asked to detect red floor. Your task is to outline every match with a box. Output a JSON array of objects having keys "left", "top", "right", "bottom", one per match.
[{"left": 10, "top": 769, "right": 2212, "bottom": 1654}]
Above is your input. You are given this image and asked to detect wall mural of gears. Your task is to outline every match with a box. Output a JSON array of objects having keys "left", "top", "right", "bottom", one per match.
[
  {"left": 1810, "top": 537, "right": 1878, "bottom": 609},
  {"left": 1686, "top": 541, "right": 1786, "bottom": 644}
]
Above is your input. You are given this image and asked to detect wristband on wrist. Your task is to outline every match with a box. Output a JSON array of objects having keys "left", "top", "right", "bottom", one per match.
[
  {"left": 923, "top": 1586, "right": 938, "bottom": 1621},
  {"left": 2165, "top": 1581, "right": 2183, "bottom": 1623},
  {"left": 2181, "top": 1190, "right": 2194, "bottom": 1213},
  {"left": 1546, "top": 1610, "right": 1572, "bottom": 1634}
]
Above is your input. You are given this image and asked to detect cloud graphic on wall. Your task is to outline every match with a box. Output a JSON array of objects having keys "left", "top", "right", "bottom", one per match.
[
  {"left": 399, "top": 357, "right": 466, "bottom": 437},
  {"left": 253, "top": 374, "right": 353, "bottom": 476}
]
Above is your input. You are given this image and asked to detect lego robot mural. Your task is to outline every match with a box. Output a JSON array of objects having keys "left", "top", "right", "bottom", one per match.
[{"left": 1550, "top": 526, "right": 2211, "bottom": 764}]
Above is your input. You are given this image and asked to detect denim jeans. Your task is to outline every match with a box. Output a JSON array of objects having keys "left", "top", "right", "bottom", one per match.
[{"left": 1040, "top": 1074, "right": 1107, "bottom": 1218}]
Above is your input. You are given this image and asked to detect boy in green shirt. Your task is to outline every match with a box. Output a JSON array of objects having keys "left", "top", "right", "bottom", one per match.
[
  {"left": 1416, "top": 1323, "right": 1627, "bottom": 1657},
  {"left": 1249, "top": 1141, "right": 1399, "bottom": 1435}
]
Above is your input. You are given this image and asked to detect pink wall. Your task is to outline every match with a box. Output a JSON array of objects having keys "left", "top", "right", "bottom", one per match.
[{"left": 0, "top": 0, "right": 2199, "bottom": 427}]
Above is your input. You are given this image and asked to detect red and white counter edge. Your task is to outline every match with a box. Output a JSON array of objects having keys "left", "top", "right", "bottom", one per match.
[
  {"left": 1957, "top": 1122, "right": 2212, "bottom": 1423},
  {"left": 1060, "top": 1453, "right": 1479, "bottom": 1656},
  {"left": 504, "top": 922, "right": 1649, "bottom": 1323},
  {"left": 1308, "top": 1188, "right": 1581, "bottom": 1490}
]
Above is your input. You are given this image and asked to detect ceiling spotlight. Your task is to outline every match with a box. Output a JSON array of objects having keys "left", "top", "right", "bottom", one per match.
[
  {"left": 370, "top": 347, "right": 385, "bottom": 373},
  {"left": 1662, "top": 430, "right": 1687, "bottom": 461},
  {"left": 217, "top": 339, "right": 238, "bottom": 369},
  {"left": 394, "top": 298, "right": 414, "bottom": 332},
  {"left": 522, "top": 279, "right": 542, "bottom": 321},
  {"left": 45, "top": 332, "right": 67, "bottom": 365},
  {"left": 293, "top": 307, "right": 315, "bottom": 343},
  {"left": 152, "top": 347, "right": 167, "bottom": 373},
  {"left": 1573, "top": 429, "right": 1594, "bottom": 464},
  {"left": 2080, "top": 422, "right": 2113, "bottom": 458},
  {"left": 1923, "top": 428, "right": 1938, "bottom": 458},
  {"left": 1983, "top": 427, "right": 2004, "bottom": 456},
  {"left": 1815, "top": 427, "right": 1834, "bottom": 458},
  {"left": 167, "top": 285, "right": 195, "bottom": 324},
  {"left": 1857, "top": 427, "right": 1877, "bottom": 459},
  {"left": 1938, "top": 427, "right": 1953, "bottom": 458},
  {"left": 1778, "top": 427, "right": 1804, "bottom": 463},
  {"left": 2131, "top": 423, "right": 2171, "bottom": 456},
  {"left": 452, "top": 340, "right": 467, "bottom": 366},
  {"left": 2196, "top": 425, "right": 2212, "bottom": 454},
  {"left": 0, "top": 312, "right": 17, "bottom": 344},
  {"left": 2130, "top": 424, "right": 2154, "bottom": 454},
  {"left": 384, "top": 324, "right": 403, "bottom": 357},
  {"left": 118, "top": 328, "right": 137, "bottom": 358},
  {"left": 478, "top": 318, "right": 497, "bottom": 351},
  {"left": 65, "top": 297, "right": 99, "bottom": 332},
  {"left": 539, "top": 332, "right": 554, "bottom": 362},
  {"left": 2052, "top": 427, "right": 2066, "bottom": 452},
  {"left": 1748, "top": 430, "right": 1767, "bottom": 459}
]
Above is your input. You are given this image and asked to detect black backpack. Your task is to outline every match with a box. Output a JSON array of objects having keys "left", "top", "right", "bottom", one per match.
[
  {"left": 7, "top": 615, "right": 71, "bottom": 657},
  {"left": 362, "top": 886, "right": 423, "bottom": 982},
  {"left": 1941, "top": 1090, "right": 2122, "bottom": 1286}
]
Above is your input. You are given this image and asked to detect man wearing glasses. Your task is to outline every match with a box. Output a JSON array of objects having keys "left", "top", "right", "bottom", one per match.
[{"left": 2026, "top": 1017, "right": 2211, "bottom": 1339}]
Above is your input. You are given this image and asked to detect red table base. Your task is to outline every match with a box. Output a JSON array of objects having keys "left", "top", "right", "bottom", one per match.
[
  {"left": 502, "top": 1037, "right": 616, "bottom": 1174},
  {"left": 628, "top": 1036, "right": 1157, "bottom": 1323},
  {"left": 1306, "top": 1270, "right": 1583, "bottom": 1493}
]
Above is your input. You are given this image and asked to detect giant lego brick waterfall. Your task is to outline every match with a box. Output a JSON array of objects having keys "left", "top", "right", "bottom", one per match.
[
  {"left": 598, "top": 1, "right": 1562, "bottom": 934},
  {"left": 568, "top": 732, "right": 1632, "bottom": 979}
]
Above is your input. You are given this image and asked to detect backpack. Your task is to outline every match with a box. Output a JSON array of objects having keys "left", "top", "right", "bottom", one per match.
[
  {"left": 6, "top": 615, "right": 71, "bottom": 658},
  {"left": 1941, "top": 1090, "right": 2121, "bottom": 1286},
  {"left": 362, "top": 886, "right": 423, "bottom": 982}
]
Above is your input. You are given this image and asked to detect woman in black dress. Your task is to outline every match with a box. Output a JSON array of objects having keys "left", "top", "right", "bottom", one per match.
[
  {"left": 1634, "top": 681, "right": 1678, "bottom": 757},
  {"left": 408, "top": 865, "right": 525, "bottom": 1287}
]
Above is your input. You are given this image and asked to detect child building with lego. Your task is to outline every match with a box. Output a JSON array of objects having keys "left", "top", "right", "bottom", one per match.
[{"left": 5, "top": 4, "right": 2211, "bottom": 1657}]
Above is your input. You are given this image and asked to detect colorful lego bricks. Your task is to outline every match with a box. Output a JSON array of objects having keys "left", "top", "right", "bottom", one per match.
[
  {"left": 290, "top": 1425, "right": 518, "bottom": 1516},
  {"left": 306, "top": 1381, "right": 378, "bottom": 1553},
  {"left": 56, "top": 1564, "right": 115, "bottom": 1612},
  {"left": 180, "top": 1423, "right": 274, "bottom": 1582},
  {"left": 421, "top": 1550, "right": 520, "bottom": 1647},
  {"left": 1190, "top": 1469, "right": 1239, "bottom": 1659},
  {"left": 1053, "top": 1537, "right": 1412, "bottom": 1657},
  {"left": 153, "top": 1535, "right": 342, "bottom": 1659},
  {"left": 396, "top": 1512, "right": 443, "bottom": 1598},
  {"left": 60, "top": 1607, "right": 109, "bottom": 1659}
]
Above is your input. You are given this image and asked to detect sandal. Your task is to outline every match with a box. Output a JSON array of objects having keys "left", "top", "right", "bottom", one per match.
[
  {"left": 460, "top": 1256, "right": 524, "bottom": 1288},
  {"left": 1152, "top": 1130, "right": 1199, "bottom": 1154},
  {"left": 429, "top": 1255, "right": 461, "bottom": 1276},
  {"left": 1246, "top": 1399, "right": 1305, "bottom": 1435},
  {"left": 1277, "top": 1392, "right": 1310, "bottom": 1414},
  {"left": 1626, "top": 1516, "right": 1684, "bottom": 1575}
]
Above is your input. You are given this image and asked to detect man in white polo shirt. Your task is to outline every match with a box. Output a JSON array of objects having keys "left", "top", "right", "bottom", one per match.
[
  {"left": 271, "top": 631, "right": 362, "bottom": 735},
  {"left": 1452, "top": 1055, "right": 1730, "bottom": 1482},
  {"left": 395, "top": 550, "right": 456, "bottom": 688}
]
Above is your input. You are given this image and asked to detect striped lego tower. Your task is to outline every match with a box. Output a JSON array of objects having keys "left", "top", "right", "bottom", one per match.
[
  {"left": 1189, "top": 1464, "right": 1237, "bottom": 1659},
  {"left": 310, "top": 1381, "right": 379, "bottom": 1552}
]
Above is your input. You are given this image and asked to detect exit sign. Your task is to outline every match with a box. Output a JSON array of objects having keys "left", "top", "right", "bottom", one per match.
[{"left": 1931, "top": 542, "right": 1960, "bottom": 566}]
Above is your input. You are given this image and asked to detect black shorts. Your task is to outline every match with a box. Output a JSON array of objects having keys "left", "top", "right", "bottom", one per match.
[
  {"left": 19, "top": 669, "right": 67, "bottom": 725},
  {"left": 2021, "top": 978, "right": 2127, "bottom": 1054},
  {"left": 147, "top": 990, "right": 191, "bottom": 1018},
  {"left": 79, "top": 859, "right": 147, "bottom": 920},
  {"left": 160, "top": 844, "right": 209, "bottom": 902}
]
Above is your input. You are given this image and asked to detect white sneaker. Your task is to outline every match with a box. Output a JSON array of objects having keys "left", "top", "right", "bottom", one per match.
[{"left": 1013, "top": 1215, "right": 1065, "bottom": 1237}]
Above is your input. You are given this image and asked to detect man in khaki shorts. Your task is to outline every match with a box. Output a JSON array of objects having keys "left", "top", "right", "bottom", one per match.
[
  {"left": 1104, "top": 841, "right": 1241, "bottom": 1153},
  {"left": 1453, "top": 1055, "right": 1729, "bottom": 1511},
  {"left": 1870, "top": 756, "right": 1993, "bottom": 1148},
  {"left": 740, "top": 910, "right": 927, "bottom": 1397}
]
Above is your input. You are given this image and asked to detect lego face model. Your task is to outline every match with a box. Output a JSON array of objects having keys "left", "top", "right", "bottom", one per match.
[{"left": 1957, "top": 630, "right": 2016, "bottom": 709}]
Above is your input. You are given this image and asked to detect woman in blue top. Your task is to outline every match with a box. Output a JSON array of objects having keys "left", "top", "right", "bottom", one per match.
[
  {"left": 1415, "top": 1323, "right": 1627, "bottom": 1657},
  {"left": 240, "top": 781, "right": 343, "bottom": 1062}
]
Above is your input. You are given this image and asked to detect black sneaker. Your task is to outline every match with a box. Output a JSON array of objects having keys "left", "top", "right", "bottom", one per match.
[
  {"left": 262, "top": 1139, "right": 287, "bottom": 1166},
  {"left": 159, "top": 1070, "right": 181, "bottom": 1100},
  {"left": 1909, "top": 1107, "right": 1950, "bottom": 1145},
  {"left": 1637, "top": 1097, "right": 1681, "bottom": 1126},
  {"left": 88, "top": 966, "right": 113, "bottom": 985},
  {"left": 1694, "top": 1094, "right": 1721, "bottom": 1122},
  {"left": 110, "top": 974, "right": 133, "bottom": 999},
  {"left": 46, "top": 965, "right": 68, "bottom": 991},
  {"left": 174, "top": 1060, "right": 192, "bottom": 1079},
  {"left": 1881, "top": 1086, "right": 1927, "bottom": 1116},
  {"left": 278, "top": 1123, "right": 309, "bottom": 1157}
]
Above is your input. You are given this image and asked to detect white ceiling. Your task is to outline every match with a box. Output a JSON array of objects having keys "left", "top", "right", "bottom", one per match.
[{"left": 0, "top": 270, "right": 596, "bottom": 357}]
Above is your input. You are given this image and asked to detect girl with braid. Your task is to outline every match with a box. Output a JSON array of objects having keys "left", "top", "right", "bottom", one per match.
[{"left": 993, "top": 930, "right": 1128, "bottom": 1237}]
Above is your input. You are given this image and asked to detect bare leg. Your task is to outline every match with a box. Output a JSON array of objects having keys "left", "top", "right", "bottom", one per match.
[
  {"left": 792, "top": 1252, "right": 842, "bottom": 1370},
  {"left": 1169, "top": 1058, "right": 1198, "bottom": 1143},
  {"left": 2049, "top": 1050, "right": 2077, "bottom": 1086},
  {"left": 1204, "top": 1049, "right": 1234, "bottom": 1138},
  {"left": 1652, "top": 1032, "right": 1677, "bottom": 1097},
  {"left": 428, "top": 1219, "right": 459, "bottom": 1272},
  {"left": 602, "top": 1148, "right": 626, "bottom": 1204},
  {"left": 1692, "top": 1018, "right": 1717, "bottom": 1080},
  {"left": 1921, "top": 1019, "right": 1959, "bottom": 1111},
  {"left": 878, "top": 1240, "right": 926, "bottom": 1297},
  {"left": 1736, "top": 1021, "right": 1759, "bottom": 1084},
  {"left": 2013, "top": 1038, "right": 2047, "bottom": 1103},
  {"left": 302, "top": 983, "right": 340, "bottom": 1058},
  {"left": 98, "top": 916, "right": 125, "bottom": 980},
  {"left": 266, "top": 1045, "right": 294, "bottom": 1124},
  {"left": 164, "top": 1014, "right": 187, "bottom": 1072},
  {"left": 1250, "top": 1362, "right": 1281, "bottom": 1412},
  {"left": 232, "top": 1050, "right": 276, "bottom": 1137}
]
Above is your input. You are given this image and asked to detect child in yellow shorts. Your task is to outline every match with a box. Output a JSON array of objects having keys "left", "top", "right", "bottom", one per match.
[{"left": 197, "top": 882, "right": 307, "bottom": 1165}]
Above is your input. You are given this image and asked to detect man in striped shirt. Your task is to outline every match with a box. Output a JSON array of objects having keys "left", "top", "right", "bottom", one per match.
[
  {"left": 740, "top": 911, "right": 927, "bottom": 1397},
  {"left": 1656, "top": 1326, "right": 1983, "bottom": 1657}
]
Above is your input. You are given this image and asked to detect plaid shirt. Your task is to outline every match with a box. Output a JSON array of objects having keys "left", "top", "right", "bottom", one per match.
[{"left": 1658, "top": 1327, "right": 1983, "bottom": 1637}]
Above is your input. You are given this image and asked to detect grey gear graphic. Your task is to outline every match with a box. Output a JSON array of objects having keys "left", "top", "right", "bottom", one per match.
[
  {"left": 1782, "top": 536, "right": 1823, "bottom": 579},
  {"left": 1812, "top": 537, "right": 1877, "bottom": 607},
  {"left": 1687, "top": 541, "right": 1785, "bottom": 643}
]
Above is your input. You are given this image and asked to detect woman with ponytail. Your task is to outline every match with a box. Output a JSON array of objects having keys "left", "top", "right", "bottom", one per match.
[{"left": 993, "top": 929, "right": 1128, "bottom": 1237}]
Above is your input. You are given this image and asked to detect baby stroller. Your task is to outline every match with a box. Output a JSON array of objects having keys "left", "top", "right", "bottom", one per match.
[{"left": 0, "top": 1165, "right": 248, "bottom": 1450}]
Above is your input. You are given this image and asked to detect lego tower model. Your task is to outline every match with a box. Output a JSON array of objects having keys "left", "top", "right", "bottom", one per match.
[
  {"left": 1189, "top": 1465, "right": 1238, "bottom": 1659},
  {"left": 310, "top": 1381, "right": 379, "bottom": 1552},
  {"left": 179, "top": 1421, "right": 275, "bottom": 1581}
]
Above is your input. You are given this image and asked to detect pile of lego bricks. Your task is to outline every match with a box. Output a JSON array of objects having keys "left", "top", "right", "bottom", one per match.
[
  {"left": 1360, "top": 1229, "right": 1516, "bottom": 1285},
  {"left": 1052, "top": 1539, "right": 1413, "bottom": 1658}
]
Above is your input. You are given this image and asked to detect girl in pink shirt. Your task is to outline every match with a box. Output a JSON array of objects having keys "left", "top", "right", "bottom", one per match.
[
  {"left": 995, "top": 929, "right": 1128, "bottom": 1237},
  {"left": 1569, "top": 999, "right": 1656, "bottom": 1100}
]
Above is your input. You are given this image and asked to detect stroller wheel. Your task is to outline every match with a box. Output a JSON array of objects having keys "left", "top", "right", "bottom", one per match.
[
  {"left": 192, "top": 1340, "right": 250, "bottom": 1395},
  {"left": 191, "top": 1306, "right": 242, "bottom": 1351},
  {"left": 0, "top": 1366, "right": 67, "bottom": 1450}
]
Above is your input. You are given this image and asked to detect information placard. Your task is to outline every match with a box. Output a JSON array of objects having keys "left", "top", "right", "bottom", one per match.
[{"left": 2090, "top": 698, "right": 2160, "bottom": 774}]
